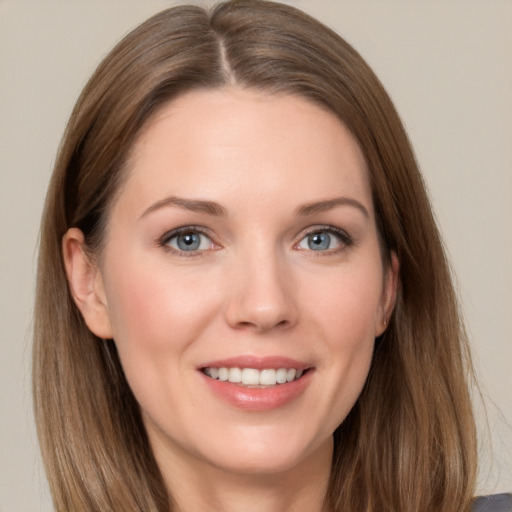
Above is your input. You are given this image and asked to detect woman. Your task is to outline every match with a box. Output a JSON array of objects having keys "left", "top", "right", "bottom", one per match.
[{"left": 33, "top": 1, "right": 510, "bottom": 511}]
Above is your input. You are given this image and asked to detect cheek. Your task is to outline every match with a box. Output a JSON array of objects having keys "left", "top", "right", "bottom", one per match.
[
  {"left": 313, "top": 265, "right": 384, "bottom": 346},
  {"left": 306, "top": 263, "right": 383, "bottom": 421},
  {"left": 102, "top": 261, "right": 224, "bottom": 423},
  {"left": 103, "top": 259, "right": 221, "bottom": 358}
]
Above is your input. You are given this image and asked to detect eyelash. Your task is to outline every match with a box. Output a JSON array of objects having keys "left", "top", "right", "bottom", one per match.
[
  {"left": 296, "top": 225, "right": 353, "bottom": 255},
  {"left": 159, "top": 226, "right": 217, "bottom": 257},
  {"left": 158, "top": 225, "right": 353, "bottom": 256}
]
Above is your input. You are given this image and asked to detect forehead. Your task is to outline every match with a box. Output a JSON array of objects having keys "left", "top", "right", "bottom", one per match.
[{"left": 117, "top": 87, "right": 373, "bottom": 217}]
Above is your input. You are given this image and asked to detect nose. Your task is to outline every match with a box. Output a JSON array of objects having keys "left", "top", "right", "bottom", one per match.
[{"left": 223, "top": 248, "right": 298, "bottom": 333}]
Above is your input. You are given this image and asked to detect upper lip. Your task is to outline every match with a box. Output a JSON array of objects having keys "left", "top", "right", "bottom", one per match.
[{"left": 198, "top": 355, "right": 312, "bottom": 371}]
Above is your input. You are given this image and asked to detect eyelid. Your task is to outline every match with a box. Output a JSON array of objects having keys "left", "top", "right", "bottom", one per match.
[
  {"left": 159, "top": 225, "right": 219, "bottom": 255},
  {"left": 157, "top": 224, "right": 352, "bottom": 256},
  {"left": 160, "top": 225, "right": 208, "bottom": 243},
  {"left": 294, "top": 225, "right": 353, "bottom": 252}
]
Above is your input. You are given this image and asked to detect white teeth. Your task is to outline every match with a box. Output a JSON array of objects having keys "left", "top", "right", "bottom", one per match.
[
  {"left": 203, "top": 366, "right": 306, "bottom": 386},
  {"left": 286, "top": 368, "right": 296, "bottom": 382},
  {"left": 259, "top": 369, "right": 277, "bottom": 386},
  {"left": 228, "top": 367, "right": 242, "bottom": 383},
  {"left": 276, "top": 368, "right": 288, "bottom": 384},
  {"left": 241, "top": 368, "right": 260, "bottom": 385}
]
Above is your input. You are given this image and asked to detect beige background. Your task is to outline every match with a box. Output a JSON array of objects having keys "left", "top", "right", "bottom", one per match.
[{"left": 1, "top": 1, "right": 511, "bottom": 510}]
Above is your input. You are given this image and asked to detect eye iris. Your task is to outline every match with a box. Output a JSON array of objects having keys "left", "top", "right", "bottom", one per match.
[
  {"left": 308, "top": 232, "right": 330, "bottom": 250},
  {"left": 177, "top": 232, "right": 201, "bottom": 251}
]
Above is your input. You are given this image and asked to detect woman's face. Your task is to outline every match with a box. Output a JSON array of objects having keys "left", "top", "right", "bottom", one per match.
[{"left": 69, "top": 88, "right": 397, "bottom": 477}]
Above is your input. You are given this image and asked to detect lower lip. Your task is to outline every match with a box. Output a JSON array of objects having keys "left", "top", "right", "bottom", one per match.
[{"left": 200, "top": 370, "right": 313, "bottom": 412}]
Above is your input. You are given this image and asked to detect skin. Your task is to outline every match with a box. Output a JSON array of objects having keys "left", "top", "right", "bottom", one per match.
[{"left": 64, "top": 88, "right": 398, "bottom": 512}]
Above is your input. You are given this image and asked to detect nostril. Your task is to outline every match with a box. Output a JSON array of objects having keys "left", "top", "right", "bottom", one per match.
[
  {"left": 233, "top": 318, "right": 291, "bottom": 332},
  {"left": 237, "top": 321, "right": 254, "bottom": 329}
]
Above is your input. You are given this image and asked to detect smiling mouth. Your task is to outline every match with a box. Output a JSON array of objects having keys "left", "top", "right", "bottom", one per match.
[{"left": 201, "top": 367, "right": 309, "bottom": 387}]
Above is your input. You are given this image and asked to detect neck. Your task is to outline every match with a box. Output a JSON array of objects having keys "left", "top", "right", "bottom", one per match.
[{"left": 157, "top": 439, "right": 333, "bottom": 512}]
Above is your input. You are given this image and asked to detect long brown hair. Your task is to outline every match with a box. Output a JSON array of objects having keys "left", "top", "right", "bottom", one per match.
[{"left": 34, "top": 1, "right": 477, "bottom": 510}]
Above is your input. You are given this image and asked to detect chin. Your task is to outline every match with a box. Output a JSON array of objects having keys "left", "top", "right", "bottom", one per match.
[{"left": 198, "top": 426, "right": 332, "bottom": 476}]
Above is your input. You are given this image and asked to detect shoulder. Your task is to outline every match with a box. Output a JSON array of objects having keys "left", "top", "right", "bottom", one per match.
[{"left": 472, "top": 494, "right": 512, "bottom": 512}]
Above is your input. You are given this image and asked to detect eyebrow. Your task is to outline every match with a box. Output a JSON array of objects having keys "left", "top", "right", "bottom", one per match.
[
  {"left": 139, "top": 195, "right": 369, "bottom": 220},
  {"left": 296, "top": 197, "right": 370, "bottom": 218},
  {"left": 139, "top": 196, "right": 227, "bottom": 219}
]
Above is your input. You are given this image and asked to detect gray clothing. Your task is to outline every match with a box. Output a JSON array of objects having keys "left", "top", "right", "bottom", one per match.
[{"left": 473, "top": 494, "right": 512, "bottom": 512}]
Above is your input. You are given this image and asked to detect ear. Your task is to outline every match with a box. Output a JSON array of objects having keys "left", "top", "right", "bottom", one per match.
[
  {"left": 62, "top": 228, "right": 113, "bottom": 339},
  {"left": 375, "top": 251, "right": 399, "bottom": 337}
]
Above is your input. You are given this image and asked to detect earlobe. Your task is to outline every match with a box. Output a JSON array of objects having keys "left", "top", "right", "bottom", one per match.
[
  {"left": 376, "top": 252, "right": 400, "bottom": 336},
  {"left": 62, "top": 228, "right": 113, "bottom": 339}
]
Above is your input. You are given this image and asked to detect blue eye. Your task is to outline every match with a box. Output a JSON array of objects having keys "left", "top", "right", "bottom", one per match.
[
  {"left": 164, "top": 230, "right": 213, "bottom": 252},
  {"left": 307, "top": 232, "right": 331, "bottom": 251},
  {"left": 297, "top": 229, "right": 348, "bottom": 252}
]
